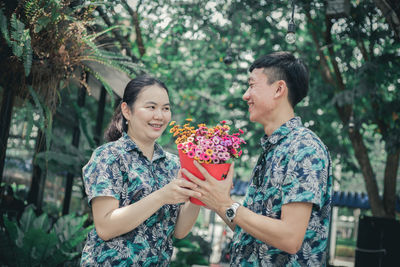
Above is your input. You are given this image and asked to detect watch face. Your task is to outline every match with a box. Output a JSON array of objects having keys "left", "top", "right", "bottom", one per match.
[{"left": 226, "top": 209, "right": 234, "bottom": 218}]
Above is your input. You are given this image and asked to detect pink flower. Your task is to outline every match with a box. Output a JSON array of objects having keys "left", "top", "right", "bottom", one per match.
[
  {"left": 195, "top": 149, "right": 202, "bottom": 157},
  {"left": 177, "top": 143, "right": 184, "bottom": 150},
  {"left": 187, "top": 150, "right": 195, "bottom": 158},
  {"left": 213, "top": 158, "right": 220, "bottom": 164}
]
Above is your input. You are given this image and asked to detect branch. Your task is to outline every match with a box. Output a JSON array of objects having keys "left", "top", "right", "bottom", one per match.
[
  {"left": 304, "top": 11, "right": 336, "bottom": 86},
  {"left": 121, "top": 0, "right": 146, "bottom": 57},
  {"left": 96, "top": 6, "right": 140, "bottom": 63}
]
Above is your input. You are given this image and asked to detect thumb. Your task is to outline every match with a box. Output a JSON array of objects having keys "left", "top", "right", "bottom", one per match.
[{"left": 226, "top": 162, "right": 235, "bottom": 183}]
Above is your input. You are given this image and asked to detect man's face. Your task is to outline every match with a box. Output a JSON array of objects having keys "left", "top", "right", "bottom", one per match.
[{"left": 242, "top": 68, "right": 278, "bottom": 124}]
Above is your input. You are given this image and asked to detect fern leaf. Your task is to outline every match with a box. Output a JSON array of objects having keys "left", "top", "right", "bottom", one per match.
[
  {"left": 23, "top": 34, "right": 32, "bottom": 76},
  {"left": 72, "top": 102, "right": 95, "bottom": 148},
  {"left": 0, "top": 8, "right": 10, "bottom": 44},
  {"left": 29, "top": 86, "right": 45, "bottom": 130},
  {"left": 83, "top": 25, "right": 131, "bottom": 42},
  {"left": 43, "top": 104, "right": 53, "bottom": 154}
]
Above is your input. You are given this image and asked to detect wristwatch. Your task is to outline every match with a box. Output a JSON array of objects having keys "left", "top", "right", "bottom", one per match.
[{"left": 225, "top": 202, "right": 241, "bottom": 222}]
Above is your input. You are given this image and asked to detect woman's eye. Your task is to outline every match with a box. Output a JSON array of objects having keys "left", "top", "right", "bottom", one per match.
[
  {"left": 147, "top": 106, "right": 155, "bottom": 109},
  {"left": 164, "top": 107, "right": 170, "bottom": 111}
]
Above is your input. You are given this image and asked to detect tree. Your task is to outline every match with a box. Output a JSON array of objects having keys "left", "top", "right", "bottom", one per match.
[
  {"left": 0, "top": 0, "right": 137, "bottom": 210},
  {"left": 131, "top": 0, "right": 399, "bottom": 218}
]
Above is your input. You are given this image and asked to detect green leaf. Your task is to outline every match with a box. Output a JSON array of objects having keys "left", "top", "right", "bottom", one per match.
[
  {"left": 32, "top": 213, "right": 51, "bottom": 232},
  {"left": 34, "top": 16, "right": 51, "bottom": 33},
  {"left": 0, "top": 8, "right": 10, "bottom": 44},
  {"left": 20, "top": 205, "right": 37, "bottom": 233}
]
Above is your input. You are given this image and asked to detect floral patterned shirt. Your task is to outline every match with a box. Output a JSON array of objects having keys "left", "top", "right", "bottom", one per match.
[
  {"left": 81, "top": 133, "right": 180, "bottom": 267},
  {"left": 231, "top": 117, "right": 332, "bottom": 267}
]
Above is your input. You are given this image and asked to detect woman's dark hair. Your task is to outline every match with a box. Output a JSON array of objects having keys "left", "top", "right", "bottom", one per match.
[
  {"left": 249, "top": 51, "right": 309, "bottom": 108},
  {"left": 104, "top": 75, "right": 169, "bottom": 142}
]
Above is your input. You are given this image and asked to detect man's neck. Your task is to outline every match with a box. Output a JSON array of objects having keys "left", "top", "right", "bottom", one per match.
[{"left": 263, "top": 109, "right": 295, "bottom": 136}]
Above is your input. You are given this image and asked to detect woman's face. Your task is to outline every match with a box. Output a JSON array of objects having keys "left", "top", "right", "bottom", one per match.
[{"left": 122, "top": 85, "right": 171, "bottom": 144}]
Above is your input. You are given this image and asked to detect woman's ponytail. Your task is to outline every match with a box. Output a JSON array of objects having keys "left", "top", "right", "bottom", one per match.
[{"left": 104, "top": 103, "right": 125, "bottom": 142}]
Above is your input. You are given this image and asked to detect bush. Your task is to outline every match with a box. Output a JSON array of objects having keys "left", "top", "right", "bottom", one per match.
[
  {"left": 0, "top": 205, "right": 93, "bottom": 266},
  {"left": 171, "top": 233, "right": 211, "bottom": 267}
]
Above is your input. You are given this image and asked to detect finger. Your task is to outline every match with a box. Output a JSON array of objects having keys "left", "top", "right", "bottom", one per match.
[
  {"left": 193, "top": 160, "right": 214, "bottom": 181},
  {"left": 181, "top": 168, "right": 207, "bottom": 187},
  {"left": 226, "top": 162, "right": 235, "bottom": 183},
  {"left": 177, "top": 178, "right": 198, "bottom": 189},
  {"left": 179, "top": 187, "right": 202, "bottom": 198}
]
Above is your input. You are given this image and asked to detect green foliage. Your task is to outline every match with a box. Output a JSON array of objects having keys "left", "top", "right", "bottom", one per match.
[
  {"left": 0, "top": 205, "right": 93, "bottom": 267},
  {"left": 0, "top": 10, "right": 33, "bottom": 76},
  {"left": 171, "top": 233, "right": 211, "bottom": 267}
]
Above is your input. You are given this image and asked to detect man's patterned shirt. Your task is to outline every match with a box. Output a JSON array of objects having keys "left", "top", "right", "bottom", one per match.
[
  {"left": 231, "top": 117, "right": 333, "bottom": 266},
  {"left": 81, "top": 133, "right": 180, "bottom": 267}
]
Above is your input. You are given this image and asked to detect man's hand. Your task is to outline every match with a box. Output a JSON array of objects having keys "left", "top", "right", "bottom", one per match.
[{"left": 181, "top": 161, "right": 235, "bottom": 213}]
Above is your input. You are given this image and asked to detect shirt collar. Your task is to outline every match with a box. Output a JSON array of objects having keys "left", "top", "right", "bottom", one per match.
[
  {"left": 120, "top": 132, "right": 166, "bottom": 161},
  {"left": 260, "top": 117, "right": 302, "bottom": 150}
]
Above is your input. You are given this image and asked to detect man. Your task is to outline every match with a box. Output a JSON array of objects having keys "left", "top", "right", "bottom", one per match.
[{"left": 183, "top": 51, "right": 332, "bottom": 266}]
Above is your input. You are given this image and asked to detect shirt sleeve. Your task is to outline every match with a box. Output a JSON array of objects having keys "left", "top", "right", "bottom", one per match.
[
  {"left": 82, "top": 146, "right": 123, "bottom": 206},
  {"left": 281, "top": 139, "right": 330, "bottom": 209}
]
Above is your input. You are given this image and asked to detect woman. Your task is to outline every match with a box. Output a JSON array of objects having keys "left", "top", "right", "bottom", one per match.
[{"left": 81, "top": 75, "right": 201, "bottom": 266}]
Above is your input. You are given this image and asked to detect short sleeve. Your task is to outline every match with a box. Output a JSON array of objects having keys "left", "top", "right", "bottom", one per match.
[
  {"left": 83, "top": 146, "right": 123, "bottom": 206},
  {"left": 281, "top": 141, "right": 330, "bottom": 209}
]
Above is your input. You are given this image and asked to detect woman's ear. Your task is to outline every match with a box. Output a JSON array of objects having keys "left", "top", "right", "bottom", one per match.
[{"left": 120, "top": 102, "right": 131, "bottom": 121}]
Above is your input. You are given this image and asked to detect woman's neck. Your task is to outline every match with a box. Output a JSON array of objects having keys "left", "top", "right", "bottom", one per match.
[{"left": 127, "top": 132, "right": 155, "bottom": 161}]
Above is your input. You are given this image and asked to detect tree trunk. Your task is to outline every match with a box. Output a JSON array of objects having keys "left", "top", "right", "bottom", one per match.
[
  {"left": 347, "top": 129, "right": 386, "bottom": 217},
  {"left": 383, "top": 150, "right": 399, "bottom": 218},
  {"left": 27, "top": 130, "right": 47, "bottom": 212},
  {"left": 0, "top": 87, "right": 16, "bottom": 184}
]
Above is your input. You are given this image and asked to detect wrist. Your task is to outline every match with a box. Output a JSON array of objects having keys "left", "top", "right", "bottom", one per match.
[
  {"left": 217, "top": 199, "right": 234, "bottom": 217},
  {"left": 153, "top": 189, "right": 167, "bottom": 206}
]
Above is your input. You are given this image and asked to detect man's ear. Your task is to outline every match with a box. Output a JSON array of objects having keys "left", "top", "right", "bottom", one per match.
[
  {"left": 274, "top": 80, "right": 287, "bottom": 98},
  {"left": 120, "top": 102, "right": 131, "bottom": 121}
]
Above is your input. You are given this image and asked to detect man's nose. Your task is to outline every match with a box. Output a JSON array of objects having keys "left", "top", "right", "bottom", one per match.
[{"left": 242, "top": 88, "right": 250, "bottom": 101}]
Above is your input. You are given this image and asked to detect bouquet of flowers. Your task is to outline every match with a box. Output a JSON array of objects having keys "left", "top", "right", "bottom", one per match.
[{"left": 169, "top": 118, "right": 246, "bottom": 205}]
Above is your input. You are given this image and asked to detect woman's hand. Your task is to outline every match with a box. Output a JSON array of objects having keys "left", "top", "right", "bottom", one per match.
[{"left": 158, "top": 171, "right": 202, "bottom": 205}]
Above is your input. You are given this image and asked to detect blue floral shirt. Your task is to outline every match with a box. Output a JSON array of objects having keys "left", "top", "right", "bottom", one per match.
[
  {"left": 231, "top": 117, "right": 332, "bottom": 266},
  {"left": 81, "top": 133, "right": 180, "bottom": 267}
]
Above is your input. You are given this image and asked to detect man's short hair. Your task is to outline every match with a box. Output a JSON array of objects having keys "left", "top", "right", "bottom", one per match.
[{"left": 249, "top": 51, "right": 309, "bottom": 107}]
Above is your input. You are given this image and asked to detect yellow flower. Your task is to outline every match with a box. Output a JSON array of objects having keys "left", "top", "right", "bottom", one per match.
[
  {"left": 186, "top": 118, "right": 193, "bottom": 122},
  {"left": 169, "top": 121, "right": 176, "bottom": 126}
]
